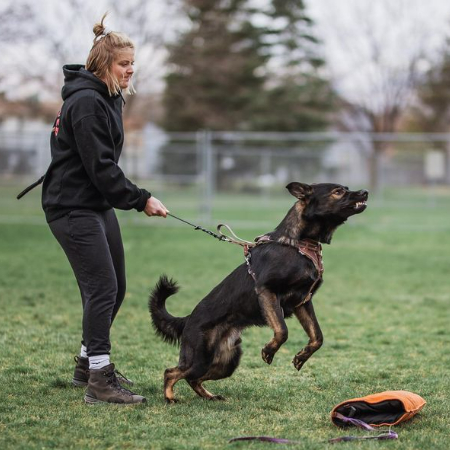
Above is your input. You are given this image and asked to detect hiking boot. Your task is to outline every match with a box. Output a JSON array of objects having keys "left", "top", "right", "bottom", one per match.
[
  {"left": 84, "top": 363, "right": 146, "bottom": 405},
  {"left": 72, "top": 356, "right": 89, "bottom": 387},
  {"left": 72, "top": 356, "right": 134, "bottom": 387}
]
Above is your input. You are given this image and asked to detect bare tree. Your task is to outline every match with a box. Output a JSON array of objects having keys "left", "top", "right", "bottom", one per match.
[
  {"left": 0, "top": 1, "right": 38, "bottom": 90},
  {"left": 1, "top": 0, "right": 182, "bottom": 116},
  {"left": 312, "top": 0, "right": 447, "bottom": 190}
]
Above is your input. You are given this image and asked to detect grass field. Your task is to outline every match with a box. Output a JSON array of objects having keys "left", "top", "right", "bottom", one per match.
[{"left": 1, "top": 179, "right": 450, "bottom": 449}]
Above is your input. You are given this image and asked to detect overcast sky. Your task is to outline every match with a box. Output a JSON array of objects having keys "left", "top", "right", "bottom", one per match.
[
  {"left": 305, "top": 0, "right": 450, "bottom": 101},
  {"left": 3, "top": 0, "right": 450, "bottom": 102}
]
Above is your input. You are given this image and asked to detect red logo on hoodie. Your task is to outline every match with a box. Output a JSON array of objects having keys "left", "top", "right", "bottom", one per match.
[{"left": 53, "top": 110, "right": 61, "bottom": 136}]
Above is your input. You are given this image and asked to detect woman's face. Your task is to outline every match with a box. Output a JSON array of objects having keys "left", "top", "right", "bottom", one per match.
[{"left": 111, "top": 48, "right": 135, "bottom": 90}]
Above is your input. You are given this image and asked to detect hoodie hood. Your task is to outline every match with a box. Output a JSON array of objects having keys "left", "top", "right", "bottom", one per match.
[{"left": 61, "top": 64, "right": 110, "bottom": 100}]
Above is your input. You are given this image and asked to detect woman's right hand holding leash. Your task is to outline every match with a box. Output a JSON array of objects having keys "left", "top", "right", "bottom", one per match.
[{"left": 144, "top": 197, "right": 169, "bottom": 217}]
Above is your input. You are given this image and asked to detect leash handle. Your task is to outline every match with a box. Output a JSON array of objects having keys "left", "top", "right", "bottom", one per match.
[{"left": 217, "top": 223, "right": 254, "bottom": 247}]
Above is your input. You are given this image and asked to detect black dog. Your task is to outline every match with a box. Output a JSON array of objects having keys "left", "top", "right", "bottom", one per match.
[{"left": 149, "top": 182, "right": 368, "bottom": 403}]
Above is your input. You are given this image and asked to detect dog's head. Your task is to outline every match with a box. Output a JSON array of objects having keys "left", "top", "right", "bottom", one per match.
[{"left": 286, "top": 182, "right": 368, "bottom": 222}]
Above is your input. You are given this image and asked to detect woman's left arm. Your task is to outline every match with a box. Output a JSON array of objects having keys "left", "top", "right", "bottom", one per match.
[{"left": 73, "top": 113, "right": 150, "bottom": 211}]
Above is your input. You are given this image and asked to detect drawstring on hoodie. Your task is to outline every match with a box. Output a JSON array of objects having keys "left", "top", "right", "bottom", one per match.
[{"left": 119, "top": 91, "right": 126, "bottom": 105}]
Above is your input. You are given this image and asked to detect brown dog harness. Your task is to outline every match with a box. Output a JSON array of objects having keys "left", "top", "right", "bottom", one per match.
[
  {"left": 244, "top": 235, "right": 324, "bottom": 305},
  {"left": 159, "top": 218, "right": 324, "bottom": 306}
]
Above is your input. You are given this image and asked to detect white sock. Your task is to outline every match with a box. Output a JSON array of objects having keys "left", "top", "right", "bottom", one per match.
[
  {"left": 89, "top": 354, "right": 110, "bottom": 370},
  {"left": 80, "top": 345, "right": 88, "bottom": 359}
]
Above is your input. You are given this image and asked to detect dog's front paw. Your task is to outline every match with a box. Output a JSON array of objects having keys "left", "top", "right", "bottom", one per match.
[
  {"left": 292, "top": 354, "right": 306, "bottom": 371},
  {"left": 165, "top": 397, "right": 179, "bottom": 404},
  {"left": 261, "top": 346, "right": 275, "bottom": 365}
]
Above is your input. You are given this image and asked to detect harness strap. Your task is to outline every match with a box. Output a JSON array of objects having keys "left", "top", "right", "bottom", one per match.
[
  {"left": 244, "top": 246, "right": 258, "bottom": 281},
  {"left": 298, "top": 240, "right": 323, "bottom": 275},
  {"left": 298, "top": 239, "right": 323, "bottom": 303}
]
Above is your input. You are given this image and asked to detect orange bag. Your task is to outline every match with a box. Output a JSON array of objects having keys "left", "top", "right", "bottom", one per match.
[{"left": 331, "top": 390, "right": 426, "bottom": 428}]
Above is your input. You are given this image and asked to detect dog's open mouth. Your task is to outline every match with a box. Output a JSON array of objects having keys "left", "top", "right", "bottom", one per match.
[{"left": 353, "top": 200, "right": 367, "bottom": 210}]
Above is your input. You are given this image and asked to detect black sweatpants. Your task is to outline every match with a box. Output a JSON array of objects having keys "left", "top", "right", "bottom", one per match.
[{"left": 49, "top": 209, "right": 126, "bottom": 356}]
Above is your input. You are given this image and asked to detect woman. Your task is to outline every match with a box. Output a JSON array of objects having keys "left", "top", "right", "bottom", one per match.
[{"left": 42, "top": 14, "right": 168, "bottom": 404}]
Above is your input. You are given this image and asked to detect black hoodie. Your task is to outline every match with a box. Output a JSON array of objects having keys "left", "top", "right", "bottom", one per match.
[{"left": 42, "top": 64, "right": 151, "bottom": 223}]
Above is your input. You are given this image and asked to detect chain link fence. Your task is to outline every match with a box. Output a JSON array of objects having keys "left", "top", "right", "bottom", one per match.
[{"left": 2, "top": 124, "right": 450, "bottom": 222}]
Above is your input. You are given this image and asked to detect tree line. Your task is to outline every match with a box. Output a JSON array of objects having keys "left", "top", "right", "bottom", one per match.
[{"left": 1, "top": 0, "right": 450, "bottom": 135}]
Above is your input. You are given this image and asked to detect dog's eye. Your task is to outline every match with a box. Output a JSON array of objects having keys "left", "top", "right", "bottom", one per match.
[{"left": 333, "top": 188, "right": 345, "bottom": 196}]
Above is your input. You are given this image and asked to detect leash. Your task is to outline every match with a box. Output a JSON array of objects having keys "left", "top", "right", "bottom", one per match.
[
  {"left": 167, "top": 213, "right": 254, "bottom": 248},
  {"left": 228, "top": 429, "right": 398, "bottom": 445},
  {"left": 229, "top": 416, "right": 398, "bottom": 445},
  {"left": 167, "top": 213, "right": 268, "bottom": 283},
  {"left": 167, "top": 213, "right": 260, "bottom": 282}
]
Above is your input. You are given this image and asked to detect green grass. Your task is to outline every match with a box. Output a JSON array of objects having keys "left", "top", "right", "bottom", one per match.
[{"left": 1, "top": 179, "right": 450, "bottom": 449}]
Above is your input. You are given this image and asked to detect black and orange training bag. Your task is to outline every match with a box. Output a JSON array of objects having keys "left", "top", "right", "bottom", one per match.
[{"left": 331, "top": 390, "right": 426, "bottom": 428}]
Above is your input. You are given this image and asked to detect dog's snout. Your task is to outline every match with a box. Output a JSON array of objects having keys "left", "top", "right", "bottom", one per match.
[{"left": 358, "top": 189, "right": 369, "bottom": 199}]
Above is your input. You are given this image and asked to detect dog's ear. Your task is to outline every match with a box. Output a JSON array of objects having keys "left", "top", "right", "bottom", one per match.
[{"left": 286, "top": 182, "right": 313, "bottom": 200}]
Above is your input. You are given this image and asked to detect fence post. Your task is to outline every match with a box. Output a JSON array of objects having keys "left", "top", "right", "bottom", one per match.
[
  {"left": 199, "top": 129, "right": 214, "bottom": 223},
  {"left": 446, "top": 139, "right": 450, "bottom": 185},
  {"left": 261, "top": 150, "right": 272, "bottom": 203}
]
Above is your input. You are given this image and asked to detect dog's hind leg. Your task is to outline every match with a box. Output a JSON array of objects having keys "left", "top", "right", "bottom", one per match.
[
  {"left": 164, "top": 367, "right": 188, "bottom": 403},
  {"left": 257, "top": 287, "right": 288, "bottom": 365},
  {"left": 165, "top": 361, "right": 213, "bottom": 403},
  {"left": 292, "top": 301, "right": 323, "bottom": 371},
  {"left": 187, "top": 380, "right": 225, "bottom": 401},
  {"left": 187, "top": 343, "right": 242, "bottom": 401},
  {"left": 163, "top": 334, "right": 214, "bottom": 403}
]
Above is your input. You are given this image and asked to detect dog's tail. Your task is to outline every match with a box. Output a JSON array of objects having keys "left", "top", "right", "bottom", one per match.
[{"left": 149, "top": 275, "right": 188, "bottom": 346}]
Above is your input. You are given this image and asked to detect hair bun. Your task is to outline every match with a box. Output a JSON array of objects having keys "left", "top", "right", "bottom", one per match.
[{"left": 93, "top": 12, "right": 108, "bottom": 40}]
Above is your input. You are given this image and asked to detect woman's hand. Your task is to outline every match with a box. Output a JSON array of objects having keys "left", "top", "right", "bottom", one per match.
[{"left": 144, "top": 197, "right": 169, "bottom": 218}]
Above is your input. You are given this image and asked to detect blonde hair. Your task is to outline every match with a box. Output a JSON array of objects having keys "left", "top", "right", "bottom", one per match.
[{"left": 86, "top": 13, "right": 136, "bottom": 96}]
